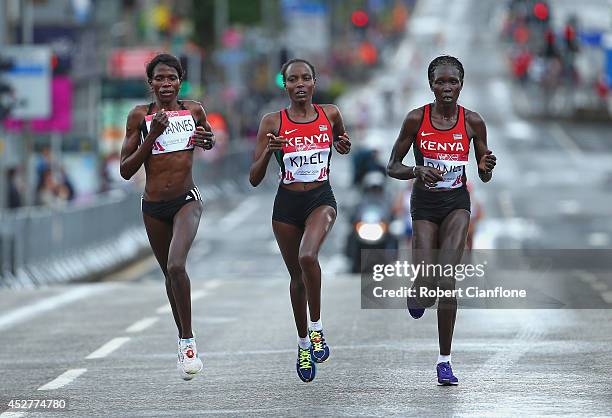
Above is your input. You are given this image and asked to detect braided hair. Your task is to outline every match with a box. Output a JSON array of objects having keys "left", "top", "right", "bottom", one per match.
[{"left": 427, "top": 55, "right": 464, "bottom": 86}]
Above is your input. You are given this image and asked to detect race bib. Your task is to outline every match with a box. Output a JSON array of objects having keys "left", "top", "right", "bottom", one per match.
[
  {"left": 423, "top": 157, "right": 467, "bottom": 189},
  {"left": 145, "top": 110, "right": 195, "bottom": 154}
]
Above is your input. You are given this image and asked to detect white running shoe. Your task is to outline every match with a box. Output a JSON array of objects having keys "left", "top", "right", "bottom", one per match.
[{"left": 177, "top": 337, "right": 203, "bottom": 381}]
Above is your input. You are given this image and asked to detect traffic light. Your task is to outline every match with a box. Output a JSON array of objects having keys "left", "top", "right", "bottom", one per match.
[
  {"left": 351, "top": 10, "right": 369, "bottom": 28},
  {"left": 275, "top": 72, "right": 284, "bottom": 89},
  {"left": 533, "top": 2, "right": 549, "bottom": 22}
]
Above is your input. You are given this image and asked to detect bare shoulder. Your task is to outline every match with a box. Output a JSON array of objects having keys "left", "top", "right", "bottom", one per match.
[
  {"left": 319, "top": 103, "right": 340, "bottom": 119},
  {"left": 127, "top": 104, "right": 148, "bottom": 125},
  {"left": 261, "top": 111, "right": 280, "bottom": 124},
  {"left": 405, "top": 106, "right": 425, "bottom": 124},
  {"left": 464, "top": 107, "right": 485, "bottom": 126},
  {"left": 181, "top": 100, "right": 206, "bottom": 119},
  {"left": 260, "top": 111, "right": 281, "bottom": 134},
  {"left": 181, "top": 99, "right": 205, "bottom": 110}
]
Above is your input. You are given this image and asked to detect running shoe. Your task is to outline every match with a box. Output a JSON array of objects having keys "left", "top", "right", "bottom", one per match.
[
  {"left": 407, "top": 293, "right": 425, "bottom": 319},
  {"left": 436, "top": 361, "right": 459, "bottom": 386},
  {"left": 309, "top": 329, "right": 330, "bottom": 363},
  {"left": 177, "top": 337, "right": 203, "bottom": 381},
  {"left": 296, "top": 346, "right": 316, "bottom": 382}
]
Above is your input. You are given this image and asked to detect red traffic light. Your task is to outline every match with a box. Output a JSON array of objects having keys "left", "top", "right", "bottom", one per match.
[
  {"left": 351, "top": 10, "right": 369, "bottom": 27},
  {"left": 533, "top": 2, "right": 549, "bottom": 21}
]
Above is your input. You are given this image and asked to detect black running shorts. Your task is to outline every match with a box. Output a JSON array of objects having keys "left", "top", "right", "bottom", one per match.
[
  {"left": 141, "top": 187, "right": 202, "bottom": 224},
  {"left": 410, "top": 186, "right": 470, "bottom": 225},
  {"left": 273, "top": 181, "right": 337, "bottom": 229}
]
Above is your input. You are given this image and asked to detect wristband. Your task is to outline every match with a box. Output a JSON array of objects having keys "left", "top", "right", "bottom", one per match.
[{"left": 412, "top": 166, "right": 417, "bottom": 178}]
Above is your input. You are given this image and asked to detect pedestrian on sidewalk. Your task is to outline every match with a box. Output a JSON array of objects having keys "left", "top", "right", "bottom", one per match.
[
  {"left": 387, "top": 55, "right": 497, "bottom": 385},
  {"left": 119, "top": 53, "right": 215, "bottom": 381},
  {"left": 249, "top": 58, "right": 351, "bottom": 382}
]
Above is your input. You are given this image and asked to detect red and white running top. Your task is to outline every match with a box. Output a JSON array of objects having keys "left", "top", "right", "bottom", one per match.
[
  {"left": 414, "top": 104, "right": 470, "bottom": 189},
  {"left": 275, "top": 104, "right": 333, "bottom": 184}
]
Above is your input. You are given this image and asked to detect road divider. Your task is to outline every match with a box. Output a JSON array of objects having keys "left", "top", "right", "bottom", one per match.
[
  {"left": 86, "top": 337, "right": 130, "bottom": 360},
  {"left": 37, "top": 368, "right": 87, "bottom": 390}
]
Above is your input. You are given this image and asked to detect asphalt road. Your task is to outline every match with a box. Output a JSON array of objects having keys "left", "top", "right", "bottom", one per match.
[{"left": 1, "top": 0, "right": 612, "bottom": 416}]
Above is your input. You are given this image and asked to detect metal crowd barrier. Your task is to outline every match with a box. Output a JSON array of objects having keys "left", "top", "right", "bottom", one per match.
[{"left": 0, "top": 147, "right": 256, "bottom": 288}]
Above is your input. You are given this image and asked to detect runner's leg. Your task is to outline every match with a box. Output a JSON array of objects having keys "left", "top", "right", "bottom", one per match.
[
  {"left": 436, "top": 209, "right": 470, "bottom": 356},
  {"left": 143, "top": 213, "right": 180, "bottom": 332},
  {"left": 167, "top": 201, "right": 203, "bottom": 339},
  {"left": 300, "top": 205, "right": 336, "bottom": 323},
  {"left": 272, "top": 221, "right": 306, "bottom": 337},
  {"left": 411, "top": 220, "right": 439, "bottom": 309}
]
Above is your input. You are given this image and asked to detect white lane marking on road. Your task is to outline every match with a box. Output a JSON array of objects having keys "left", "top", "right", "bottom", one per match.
[
  {"left": 37, "top": 368, "right": 87, "bottom": 390},
  {"left": 549, "top": 123, "right": 583, "bottom": 162},
  {"left": 591, "top": 282, "right": 608, "bottom": 292},
  {"left": 322, "top": 254, "right": 347, "bottom": 276},
  {"left": 125, "top": 317, "right": 159, "bottom": 333},
  {"left": 0, "top": 412, "right": 26, "bottom": 417},
  {"left": 0, "top": 284, "right": 116, "bottom": 332},
  {"left": 156, "top": 289, "right": 209, "bottom": 313},
  {"left": 498, "top": 190, "right": 515, "bottom": 219},
  {"left": 476, "top": 323, "right": 545, "bottom": 381},
  {"left": 104, "top": 255, "right": 156, "bottom": 282},
  {"left": 86, "top": 337, "right": 131, "bottom": 359},
  {"left": 587, "top": 232, "right": 610, "bottom": 247},
  {"left": 219, "top": 195, "right": 260, "bottom": 231},
  {"left": 195, "top": 316, "right": 237, "bottom": 324},
  {"left": 574, "top": 270, "right": 612, "bottom": 292},
  {"left": 203, "top": 279, "right": 222, "bottom": 290},
  {"left": 267, "top": 239, "right": 280, "bottom": 254},
  {"left": 601, "top": 291, "right": 612, "bottom": 304},
  {"left": 575, "top": 270, "right": 598, "bottom": 284},
  {"left": 156, "top": 304, "right": 172, "bottom": 314},
  {"left": 190, "top": 241, "right": 211, "bottom": 256},
  {"left": 505, "top": 120, "right": 535, "bottom": 141},
  {"left": 191, "top": 290, "right": 208, "bottom": 301},
  {"left": 558, "top": 199, "right": 580, "bottom": 215}
]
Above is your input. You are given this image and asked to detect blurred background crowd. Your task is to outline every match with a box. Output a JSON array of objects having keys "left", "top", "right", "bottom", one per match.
[
  {"left": 502, "top": 0, "right": 611, "bottom": 118},
  {"left": 0, "top": 0, "right": 415, "bottom": 209},
  {"left": 1, "top": 0, "right": 610, "bottom": 211}
]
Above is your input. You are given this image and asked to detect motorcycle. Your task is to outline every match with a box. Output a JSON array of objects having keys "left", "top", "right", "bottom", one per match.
[{"left": 345, "top": 172, "right": 401, "bottom": 273}]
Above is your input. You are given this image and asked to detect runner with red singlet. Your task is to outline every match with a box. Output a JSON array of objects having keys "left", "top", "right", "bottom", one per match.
[{"left": 387, "top": 55, "right": 497, "bottom": 386}]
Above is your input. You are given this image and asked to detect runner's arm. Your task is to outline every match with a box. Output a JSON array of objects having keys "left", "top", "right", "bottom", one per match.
[
  {"left": 120, "top": 107, "right": 155, "bottom": 180},
  {"left": 190, "top": 102, "right": 215, "bottom": 150},
  {"left": 386, "top": 109, "right": 421, "bottom": 180},
  {"left": 249, "top": 113, "right": 279, "bottom": 187},
  {"left": 469, "top": 112, "right": 495, "bottom": 183},
  {"left": 323, "top": 104, "right": 350, "bottom": 154}
]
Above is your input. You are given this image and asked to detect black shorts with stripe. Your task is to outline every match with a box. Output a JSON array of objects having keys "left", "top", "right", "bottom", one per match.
[{"left": 141, "top": 187, "right": 202, "bottom": 224}]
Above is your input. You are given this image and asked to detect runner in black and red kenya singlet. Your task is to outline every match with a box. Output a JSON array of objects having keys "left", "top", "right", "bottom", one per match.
[
  {"left": 250, "top": 59, "right": 351, "bottom": 382},
  {"left": 119, "top": 53, "right": 215, "bottom": 381},
  {"left": 387, "top": 55, "right": 497, "bottom": 386}
]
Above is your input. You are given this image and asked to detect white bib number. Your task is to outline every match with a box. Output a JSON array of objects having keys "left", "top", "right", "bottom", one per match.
[{"left": 423, "top": 157, "right": 467, "bottom": 189}]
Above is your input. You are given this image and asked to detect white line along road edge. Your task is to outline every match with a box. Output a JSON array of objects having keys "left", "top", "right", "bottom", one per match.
[{"left": 0, "top": 284, "right": 117, "bottom": 332}]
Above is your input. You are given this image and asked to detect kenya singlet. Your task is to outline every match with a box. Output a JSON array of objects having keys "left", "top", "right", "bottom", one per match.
[
  {"left": 275, "top": 105, "right": 333, "bottom": 184},
  {"left": 414, "top": 104, "right": 470, "bottom": 189}
]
